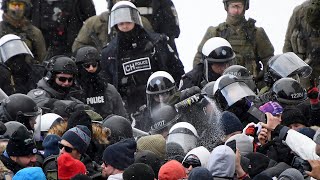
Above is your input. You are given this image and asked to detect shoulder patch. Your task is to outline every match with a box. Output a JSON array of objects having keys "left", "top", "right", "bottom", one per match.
[{"left": 33, "top": 90, "right": 44, "bottom": 96}]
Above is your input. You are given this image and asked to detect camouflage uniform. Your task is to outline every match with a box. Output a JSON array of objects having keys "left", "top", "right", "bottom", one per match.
[
  {"left": 0, "top": 14, "right": 46, "bottom": 64},
  {"left": 0, "top": 160, "right": 13, "bottom": 180},
  {"left": 283, "top": 0, "right": 320, "bottom": 88},
  {"left": 72, "top": 11, "right": 153, "bottom": 53},
  {"left": 193, "top": 18, "right": 274, "bottom": 84}
]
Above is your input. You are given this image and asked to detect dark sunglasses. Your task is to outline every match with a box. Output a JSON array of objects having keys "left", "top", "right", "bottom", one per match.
[
  {"left": 82, "top": 62, "right": 98, "bottom": 69},
  {"left": 182, "top": 161, "right": 201, "bottom": 168},
  {"left": 57, "top": 77, "right": 74, "bottom": 83},
  {"left": 58, "top": 142, "right": 75, "bottom": 153}
]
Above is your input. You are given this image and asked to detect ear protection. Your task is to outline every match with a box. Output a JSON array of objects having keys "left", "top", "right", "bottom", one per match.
[{"left": 44, "top": 55, "right": 67, "bottom": 80}]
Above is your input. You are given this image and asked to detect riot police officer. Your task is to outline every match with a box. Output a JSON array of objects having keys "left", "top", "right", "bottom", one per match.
[
  {"left": 31, "top": 0, "right": 95, "bottom": 59},
  {"left": 74, "top": 46, "right": 127, "bottom": 118},
  {"left": 0, "top": 34, "right": 36, "bottom": 95},
  {"left": 259, "top": 52, "right": 312, "bottom": 100},
  {"left": 0, "top": 93, "right": 41, "bottom": 130},
  {"left": 27, "top": 55, "right": 87, "bottom": 115},
  {"left": 179, "top": 37, "right": 235, "bottom": 90},
  {"left": 223, "top": 65, "right": 258, "bottom": 93},
  {"left": 108, "top": 0, "right": 180, "bottom": 53},
  {"left": 100, "top": 1, "right": 184, "bottom": 114},
  {"left": 133, "top": 71, "right": 177, "bottom": 132},
  {"left": 193, "top": 0, "right": 274, "bottom": 89},
  {"left": 213, "top": 74, "right": 264, "bottom": 125},
  {"left": 0, "top": 0, "right": 46, "bottom": 64}
]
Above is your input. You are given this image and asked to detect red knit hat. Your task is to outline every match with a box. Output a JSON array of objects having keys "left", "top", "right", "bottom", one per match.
[
  {"left": 58, "top": 153, "right": 87, "bottom": 180},
  {"left": 158, "top": 160, "right": 187, "bottom": 180}
]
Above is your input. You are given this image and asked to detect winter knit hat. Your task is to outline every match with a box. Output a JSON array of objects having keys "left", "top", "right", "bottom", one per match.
[
  {"left": 135, "top": 150, "right": 162, "bottom": 178},
  {"left": 137, "top": 134, "right": 166, "bottom": 160},
  {"left": 158, "top": 160, "right": 187, "bottom": 180},
  {"left": 13, "top": 167, "right": 46, "bottom": 180},
  {"left": 220, "top": 111, "right": 243, "bottom": 135},
  {"left": 259, "top": 101, "right": 283, "bottom": 116},
  {"left": 62, "top": 125, "right": 91, "bottom": 154},
  {"left": 281, "top": 108, "right": 308, "bottom": 127},
  {"left": 103, "top": 138, "right": 136, "bottom": 170},
  {"left": 123, "top": 163, "right": 155, "bottom": 180},
  {"left": 7, "top": 126, "right": 37, "bottom": 156},
  {"left": 67, "top": 110, "right": 93, "bottom": 134},
  {"left": 166, "top": 142, "right": 185, "bottom": 162},
  {"left": 42, "top": 134, "right": 62, "bottom": 158},
  {"left": 58, "top": 153, "right": 87, "bottom": 180},
  {"left": 314, "top": 128, "right": 320, "bottom": 144},
  {"left": 278, "top": 168, "right": 304, "bottom": 180},
  {"left": 188, "top": 167, "right": 212, "bottom": 180},
  {"left": 225, "top": 134, "right": 253, "bottom": 156}
]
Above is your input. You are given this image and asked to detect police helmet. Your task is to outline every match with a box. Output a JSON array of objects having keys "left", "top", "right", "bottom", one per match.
[
  {"left": 45, "top": 55, "right": 78, "bottom": 80},
  {"left": 271, "top": 78, "right": 307, "bottom": 105},
  {"left": 102, "top": 115, "right": 133, "bottom": 143},
  {"left": 146, "top": 71, "right": 176, "bottom": 95},
  {"left": 75, "top": 46, "right": 101, "bottom": 64},
  {"left": 202, "top": 37, "right": 235, "bottom": 63},
  {"left": 223, "top": 0, "right": 249, "bottom": 11},
  {"left": 201, "top": 81, "right": 216, "bottom": 98},
  {"left": 167, "top": 122, "right": 199, "bottom": 153},
  {"left": 3, "top": 94, "right": 41, "bottom": 130},
  {"left": 223, "top": 65, "right": 257, "bottom": 92},
  {"left": 266, "top": 52, "right": 312, "bottom": 85},
  {"left": 146, "top": 71, "right": 176, "bottom": 112},
  {"left": 38, "top": 113, "right": 63, "bottom": 133},
  {"left": 109, "top": 1, "right": 143, "bottom": 29},
  {"left": 3, "top": 121, "right": 26, "bottom": 138},
  {"left": 0, "top": 34, "right": 33, "bottom": 64},
  {"left": 150, "top": 105, "right": 181, "bottom": 135},
  {"left": 213, "top": 74, "right": 256, "bottom": 110}
]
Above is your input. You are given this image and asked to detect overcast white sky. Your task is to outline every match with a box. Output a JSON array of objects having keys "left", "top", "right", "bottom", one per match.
[{"left": 93, "top": 0, "right": 306, "bottom": 72}]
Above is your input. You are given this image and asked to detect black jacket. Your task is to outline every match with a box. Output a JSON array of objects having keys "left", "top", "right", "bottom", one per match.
[
  {"left": 179, "top": 63, "right": 221, "bottom": 90},
  {"left": 100, "top": 27, "right": 184, "bottom": 113},
  {"left": 75, "top": 68, "right": 127, "bottom": 119}
]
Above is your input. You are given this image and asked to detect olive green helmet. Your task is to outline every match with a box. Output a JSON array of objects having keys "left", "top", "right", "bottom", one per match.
[{"left": 223, "top": 0, "right": 249, "bottom": 11}]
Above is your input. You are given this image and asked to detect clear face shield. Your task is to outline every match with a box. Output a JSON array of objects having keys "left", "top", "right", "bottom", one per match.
[
  {"left": 147, "top": 88, "right": 176, "bottom": 113},
  {"left": 0, "top": 36, "right": 33, "bottom": 64},
  {"left": 167, "top": 130, "right": 198, "bottom": 154},
  {"left": 269, "top": 52, "right": 312, "bottom": 81},
  {"left": 241, "top": 77, "right": 257, "bottom": 93},
  {"left": 220, "top": 81, "right": 257, "bottom": 108},
  {"left": 108, "top": 6, "right": 142, "bottom": 33}
]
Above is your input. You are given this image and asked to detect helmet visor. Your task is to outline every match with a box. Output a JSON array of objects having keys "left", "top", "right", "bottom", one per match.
[
  {"left": 0, "top": 38, "right": 33, "bottom": 64},
  {"left": 220, "top": 82, "right": 256, "bottom": 107},
  {"left": 109, "top": 7, "right": 142, "bottom": 28},
  {"left": 167, "top": 133, "right": 198, "bottom": 153},
  {"left": 269, "top": 52, "right": 312, "bottom": 78}
]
